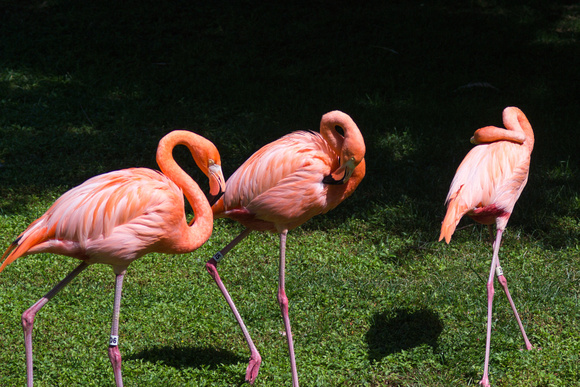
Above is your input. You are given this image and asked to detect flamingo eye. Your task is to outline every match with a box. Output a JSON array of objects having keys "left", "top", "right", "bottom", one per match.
[{"left": 208, "top": 159, "right": 215, "bottom": 166}]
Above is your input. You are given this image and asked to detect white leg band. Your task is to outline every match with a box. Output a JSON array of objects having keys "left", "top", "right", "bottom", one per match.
[
  {"left": 495, "top": 266, "right": 504, "bottom": 277},
  {"left": 109, "top": 335, "right": 119, "bottom": 346}
]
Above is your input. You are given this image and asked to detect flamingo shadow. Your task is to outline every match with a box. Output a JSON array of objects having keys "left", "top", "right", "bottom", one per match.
[
  {"left": 366, "top": 308, "right": 444, "bottom": 361},
  {"left": 127, "top": 345, "right": 246, "bottom": 370}
]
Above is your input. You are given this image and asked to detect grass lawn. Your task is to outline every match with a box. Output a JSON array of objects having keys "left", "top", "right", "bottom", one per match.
[{"left": 1, "top": 1, "right": 579, "bottom": 386}]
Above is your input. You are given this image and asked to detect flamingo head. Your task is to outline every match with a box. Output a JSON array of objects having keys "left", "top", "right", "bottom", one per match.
[
  {"left": 321, "top": 112, "right": 366, "bottom": 185},
  {"left": 189, "top": 138, "right": 226, "bottom": 206}
]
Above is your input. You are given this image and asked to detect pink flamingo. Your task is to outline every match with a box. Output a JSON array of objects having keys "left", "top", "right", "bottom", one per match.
[
  {"left": 439, "top": 107, "right": 535, "bottom": 386},
  {"left": 205, "top": 110, "right": 366, "bottom": 386},
  {"left": 0, "top": 131, "right": 225, "bottom": 387}
]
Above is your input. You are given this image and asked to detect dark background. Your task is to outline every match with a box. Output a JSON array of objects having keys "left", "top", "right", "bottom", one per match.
[{"left": 1, "top": 0, "right": 578, "bottom": 245}]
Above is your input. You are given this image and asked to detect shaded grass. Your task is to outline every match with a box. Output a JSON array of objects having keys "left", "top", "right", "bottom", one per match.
[{"left": 1, "top": 0, "right": 579, "bottom": 386}]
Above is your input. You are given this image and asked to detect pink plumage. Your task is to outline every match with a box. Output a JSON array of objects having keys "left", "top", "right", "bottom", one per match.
[
  {"left": 0, "top": 131, "right": 225, "bottom": 387},
  {"left": 207, "top": 110, "right": 366, "bottom": 386},
  {"left": 4, "top": 169, "right": 182, "bottom": 267},
  {"left": 216, "top": 129, "right": 363, "bottom": 232},
  {"left": 439, "top": 107, "right": 535, "bottom": 387}
]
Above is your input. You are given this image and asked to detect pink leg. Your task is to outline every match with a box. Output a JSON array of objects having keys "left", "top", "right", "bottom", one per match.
[
  {"left": 480, "top": 230, "right": 502, "bottom": 387},
  {"left": 277, "top": 230, "right": 299, "bottom": 387},
  {"left": 496, "top": 266, "right": 533, "bottom": 350},
  {"left": 108, "top": 271, "right": 126, "bottom": 387},
  {"left": 479, "top": 228, "right": 533, "bottom": 386},
  {"left": 21, "top": 262, "right": 89, "bottom": 387},
  {"left": 206, "top": 228, "right": 262, "bottom": 384}
]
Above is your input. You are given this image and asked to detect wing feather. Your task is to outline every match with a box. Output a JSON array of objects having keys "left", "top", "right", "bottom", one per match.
[
  {"left": 220, "top": 131, "right": 337, "bottom": 230},
  {"left": 24, "top": 168, "right": 181, "bottom": 249},
  {"left": 440, "top": 141, "right": 530, "bottom": 242},
  {"left": 224, "top": 131, "right": 335, "bottom": 209}
]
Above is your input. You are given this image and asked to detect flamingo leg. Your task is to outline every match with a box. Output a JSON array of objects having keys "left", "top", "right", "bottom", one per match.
[
  {"left": 206, "top": 228, "right": 262, "bottom": 384},
  {"left": 495, "top": 262, "right": 533, "bottom": 351},
  {"left": 480, "top": 229, "right": 502, "bottom": 387},
  {"left": 21, "top": 262, "right": 89, "bottom": 387},
  {"left": 108, "top": 270, "right": 126, "bottom": 387},
  {"left": 480, "top": 228, "right": 534, "bottom": 386},
  {"left": 277, "top": 230, "right": 299, "bottom": 387}
]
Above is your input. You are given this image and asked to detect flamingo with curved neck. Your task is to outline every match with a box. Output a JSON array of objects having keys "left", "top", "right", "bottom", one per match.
[
  {"left": 439, "top": 106, "right": 535, "bottom": 387},
  {"left": 0, "top": 130, "right": 225, "bottom": 387},
  {"left": 207, "top": 110, "right": 366, "bottom": 386}
]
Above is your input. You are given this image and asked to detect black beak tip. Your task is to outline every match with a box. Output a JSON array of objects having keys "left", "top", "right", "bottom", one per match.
[
  {"left": 207, "top": 190, "right": 224, "bottom": 206},
  {"left": 322, "top": 175, "right": 344, "bottom": 185}
]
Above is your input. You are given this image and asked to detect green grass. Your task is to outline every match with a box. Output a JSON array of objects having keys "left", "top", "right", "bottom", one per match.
[{"left": 1, "top": 0, "right": 579, "bottom": 386}]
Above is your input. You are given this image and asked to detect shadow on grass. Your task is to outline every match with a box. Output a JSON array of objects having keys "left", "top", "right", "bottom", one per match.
[
  {"left": 127, "top": 345, "right": 246, "bottom": 370},
  {"left": 366, "top": 308, "right": 443, "bottom": 361}
]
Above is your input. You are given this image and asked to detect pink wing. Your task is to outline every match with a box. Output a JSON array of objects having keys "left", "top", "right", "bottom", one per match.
[
  {"left": 220, "top": 131, "right": 339, "bottom": 231},
  {"left": 2, "top": 168, "right": 184, "bottom": 270},
  {"left": 440, "top": 141, "right": 530, "bottom": 242}
]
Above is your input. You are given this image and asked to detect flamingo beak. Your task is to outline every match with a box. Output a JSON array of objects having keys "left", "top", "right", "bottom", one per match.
[
  {"left": 322, "top": 158, "right": 356, "bottom": 185},
  {"left": 207, "top": 164, "right": 226, "bottom": 206}
]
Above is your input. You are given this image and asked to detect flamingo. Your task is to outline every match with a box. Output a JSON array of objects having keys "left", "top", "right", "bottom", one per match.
[
  {"left": 0, "top": 130, "right": 225, "bottom": 387},
  {"left": 439, "top": 106, "right": 535, "bottom": 387},
  {"left": 205, "top": 110, "right": 366, "bottom": 386}
]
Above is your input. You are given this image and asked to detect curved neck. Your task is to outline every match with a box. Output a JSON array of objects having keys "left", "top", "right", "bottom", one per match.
[
  {"left": 471, "top": 107, "right": 535, "bottom": 153},
  {"left": 502, "top": 106, "right": 534, "bottom": 152},
  {"left": 156, "top": 131, "right": 213, "bottom": 251},
  {"left": 505, "top": 106, "right": 535, "bottom": 151},
  {"left": 320, "top": 121, "right": 344, "bottom": 153},
  {"left": 471, "top": 126, "right": 526, "bottom": 144},
  {"left": 320, "top": 110, "right": 365, "bottom": 154}
]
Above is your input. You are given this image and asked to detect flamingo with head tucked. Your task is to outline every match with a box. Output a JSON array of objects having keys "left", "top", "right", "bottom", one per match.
[
  {"left": 0, "top": 130, "right": 225, "bottom": 387},
  {"left": 439, "top": 106, "right": 535, "bottom": 387},
  {"left": 206, "top": 110, "right": 366, "bottom": 386}
]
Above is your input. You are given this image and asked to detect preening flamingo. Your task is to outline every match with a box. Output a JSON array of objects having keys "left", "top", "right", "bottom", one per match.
[
  {"left": 439, "top": 106, "right": 535, "bottom": 387},
  {"left": 206, "top": 110, "right": 366, "bottom": 386},
  {"left": 0, "top": 131, "right": 225, "bottom": 387}
]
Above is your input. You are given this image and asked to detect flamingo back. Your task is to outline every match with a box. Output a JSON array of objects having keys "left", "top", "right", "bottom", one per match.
[
  {"left": 440, "top": 141, "right": 531, "bottom": 243},
  {"left": 216, "top": 131, "right": 339, "bottom": 231},
  {"left": 0, "top": 168, "right": 184, "bottom": 272}
]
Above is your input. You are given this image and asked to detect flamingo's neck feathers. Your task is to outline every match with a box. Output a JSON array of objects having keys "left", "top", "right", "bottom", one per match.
[{"left": 156, "top": 131, "right": 215, "bottom": 251}]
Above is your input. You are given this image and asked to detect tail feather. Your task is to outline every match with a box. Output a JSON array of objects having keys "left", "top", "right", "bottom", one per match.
[
  {"left": 439, "top": 205, "right": 459, "bottom": 243},
  {"left": 439, "top": 199, "right": 469, "bottom": 244},
  {"left": 0, "top": 240, "right": 19, "bottom": 273},
  {"left": 0, "top": 227, "right": 48, "bottom": 273}
]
